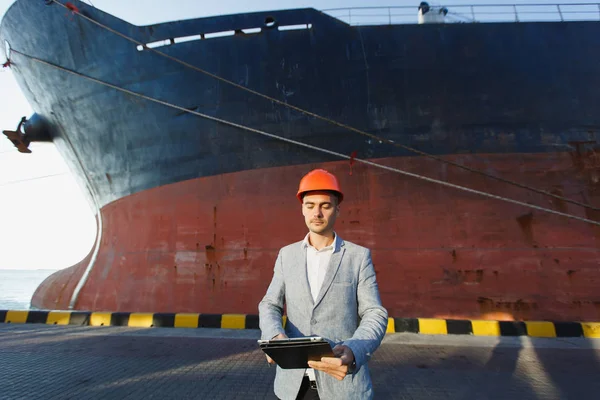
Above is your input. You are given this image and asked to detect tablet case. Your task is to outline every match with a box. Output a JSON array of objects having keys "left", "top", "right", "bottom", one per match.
[{"left": 259, "top": 339, "right": 334, "bottom": 369}]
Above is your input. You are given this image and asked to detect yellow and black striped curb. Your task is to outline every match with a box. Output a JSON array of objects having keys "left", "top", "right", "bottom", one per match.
[{"left": 1, "top": 310, "right": 600, "bottom": 338}]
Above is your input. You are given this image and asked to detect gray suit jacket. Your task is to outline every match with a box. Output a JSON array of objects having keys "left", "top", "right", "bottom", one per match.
[{"left": 259, "top": 236, "right": 388, "bottom": 400}]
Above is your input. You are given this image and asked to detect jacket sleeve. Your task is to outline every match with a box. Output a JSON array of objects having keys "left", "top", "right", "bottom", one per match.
[
  {"left": 343, "top": 249, "right": 388, "bottom": 373},
  {"left": 258, "top": 249, "right": 287, "bottom": 340}
]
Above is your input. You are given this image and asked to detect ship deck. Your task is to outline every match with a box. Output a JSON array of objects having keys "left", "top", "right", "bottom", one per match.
[{"left": 1, "top": 323, "right": 600, "bottom": 399}]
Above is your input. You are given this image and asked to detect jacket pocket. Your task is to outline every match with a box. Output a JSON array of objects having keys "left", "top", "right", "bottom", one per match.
[{"left": 332, "top": 281, "right": 353, "bottom": 287}]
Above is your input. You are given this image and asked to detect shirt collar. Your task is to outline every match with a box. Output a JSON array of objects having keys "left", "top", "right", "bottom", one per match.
[{"left": 302, "top": 232, "right": 339, "bottom": 252}]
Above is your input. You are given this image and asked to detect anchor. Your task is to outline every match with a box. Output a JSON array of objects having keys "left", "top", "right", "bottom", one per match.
[
  {"left": 2, "top": 116, "right": 32, "bottom": 153},
  {"left": 2, "top": 114, "right": 53, "bottom": 153}
]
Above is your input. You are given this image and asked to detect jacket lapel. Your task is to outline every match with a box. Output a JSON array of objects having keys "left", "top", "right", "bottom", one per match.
[
  {"left": 296, "top": 242, "right": 314, "bottom": 307},
  {"left": 313, "top": 239, "right": 345, "bottom": 309}
]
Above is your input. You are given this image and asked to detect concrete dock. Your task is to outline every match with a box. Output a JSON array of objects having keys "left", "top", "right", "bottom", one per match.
[{"left": 1, "top": 324, "right": 600, "bottom": 399}]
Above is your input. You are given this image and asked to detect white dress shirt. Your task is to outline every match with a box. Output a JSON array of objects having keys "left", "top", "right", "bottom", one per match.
[
  {"left": 302, "top": 232, "right": 338, "bottom": 302},
  {"left": 301, "top": 232, "right": 339, "bottom": 381}
]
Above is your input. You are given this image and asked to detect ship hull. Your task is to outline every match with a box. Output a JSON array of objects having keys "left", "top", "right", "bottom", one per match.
[
  {"left": 33, "top": 154, "right": 600, "bottom": 321},
  {"left": 1, "top": 0, "right": 598, "bottom": 320}
]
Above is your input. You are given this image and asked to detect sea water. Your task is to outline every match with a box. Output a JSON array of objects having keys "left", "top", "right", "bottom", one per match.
[{"left": 0, "top": 269, "right": 57, "bottom": 309}]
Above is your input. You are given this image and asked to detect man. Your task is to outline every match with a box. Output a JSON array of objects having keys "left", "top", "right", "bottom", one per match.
[{"left": 259, "top": 168, "right": 388, "bottom": 400}]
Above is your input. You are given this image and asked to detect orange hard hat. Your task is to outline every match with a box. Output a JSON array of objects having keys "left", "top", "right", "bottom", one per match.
[{"left": 296, "top": 169, "right": 344, "bottom": 203}]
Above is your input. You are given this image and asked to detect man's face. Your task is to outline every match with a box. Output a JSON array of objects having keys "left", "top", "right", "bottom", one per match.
[{"left": 302, "top": 191, "right": 339, "bottom": 235}]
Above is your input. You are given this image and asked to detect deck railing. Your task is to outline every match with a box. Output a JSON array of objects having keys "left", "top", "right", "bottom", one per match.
[{"left": 322, "top": 3, "right": 600, "bottom": 25}]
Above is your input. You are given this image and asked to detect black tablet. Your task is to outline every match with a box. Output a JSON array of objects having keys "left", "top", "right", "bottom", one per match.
[{"left": 258, "top": 337, "right": 335, "bottom": 369}]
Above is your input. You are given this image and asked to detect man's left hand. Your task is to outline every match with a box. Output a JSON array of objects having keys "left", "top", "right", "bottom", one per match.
[{"left": 307, "top": 344, "right": 355, "bottom": 381}]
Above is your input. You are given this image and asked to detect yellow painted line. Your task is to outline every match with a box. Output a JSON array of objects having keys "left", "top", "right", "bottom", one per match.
[
  {"left": 47, "top": 311, "right": 71, "bottom": 325},
  {"left": 282, "top": 315, "right": 287, "bottom": 328},
  {"left": 222, "top": 314, "right": 246, "bottom": 329},
  {"left": 5, "top": 311, "right": 28, "bottom": 324},
  {"left": 418, "top": 318, "right": 447, "bottom": 335},
  {"left": 128, "top": 313, "right": 154, "bottom": 328},
  {"left": 90, "top": 312, "right": 112, "bottom": 326},
  {"left": 386, "top": 317, "right": 395, "bottom": 333},
  {"left": 582, "top": 322, "right": 600, "bottom": 338},
  {"left": 471, "top": 320, "right": 501, "bottom": 336},
  {"left": 174, "top": 313, "right": 199, "bottom": 328},
  {"left": 525, "top": 321, "right": 556, "bottom": 338}
]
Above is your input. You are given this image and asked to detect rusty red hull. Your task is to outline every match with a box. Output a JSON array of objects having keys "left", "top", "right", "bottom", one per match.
[{"left": 32, "top": 153, "right": 600, "bottom": 321}]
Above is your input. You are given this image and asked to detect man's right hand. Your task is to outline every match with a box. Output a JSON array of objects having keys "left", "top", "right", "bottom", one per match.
[{"left": 266, "top": 333, "right": 288, "bottom": 365}]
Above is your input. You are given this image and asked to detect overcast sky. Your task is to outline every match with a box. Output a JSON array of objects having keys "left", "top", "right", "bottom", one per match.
[{"left": 0, "top": 0, "right": 595, "bottom": 270}]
